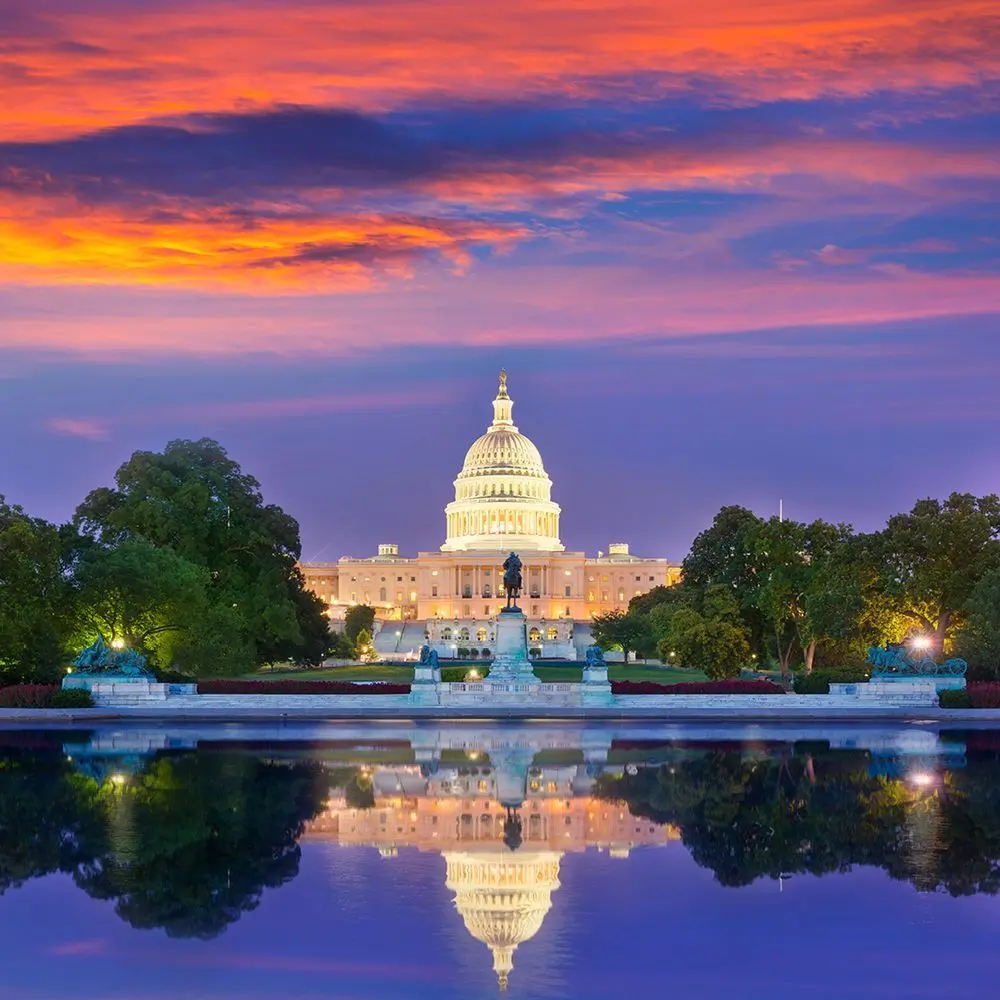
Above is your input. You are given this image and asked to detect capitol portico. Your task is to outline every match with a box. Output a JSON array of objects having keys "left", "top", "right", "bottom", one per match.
[{"left": 301, "top": 371, "right": 680, "bottom": 659}]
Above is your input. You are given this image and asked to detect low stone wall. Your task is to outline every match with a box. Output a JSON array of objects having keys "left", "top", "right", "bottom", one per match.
[{"left": 65, "top": 676, "right": 942, "bottom": 711}]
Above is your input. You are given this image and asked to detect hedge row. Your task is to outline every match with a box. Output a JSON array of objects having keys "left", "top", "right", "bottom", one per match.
[
  {"left": 940, "top": 683, "right": 1000, "bottom": 709},
  {"left": 0, "top": 684, "right": 94, "bottom": 708},
  {"left": 611, "top": 679, "right": 785, "bottom": 695},
  {"left": 196, "top": 680, "right": 411, "bottom": 695}
]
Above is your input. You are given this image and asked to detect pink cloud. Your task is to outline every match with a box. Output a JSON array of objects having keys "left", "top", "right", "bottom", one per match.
[
  {"left": 47, "top": 938, "right": 110, "bottom": 956},
  {"left": 46, "top": 417, "right": 111, "bottom": 440},
  {"left": 44, "top": 387, "right": 446, "bottom": 439}
]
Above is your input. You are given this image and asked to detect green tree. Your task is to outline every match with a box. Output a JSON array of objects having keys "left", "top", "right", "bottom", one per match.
[
  {"left": 70, "top": 539, "right": 211, "bottom": 660},
  {"left": 655, "top": 586, "right": 751, "bottom": 679},
  {"left": 866, "top": 493, "right": 1000, "bottom": 651},
  {"left": 354, "top": 628, "right": 375, "bottom": 662},
  {"left": 682, "top": 506, "right": 764, "bottom": 595},
  {"left": 344, "top": 604, "right": 376, "bottom": 644},
  {"left": 955, "top": 566, "right": 1000, "bottom": 679},
  {"left": 0, "top": 498, "right": 73, "bottom": 683},
  {"left": 681, "top": 505, "right": 768, "bottom": 657},
  {"left": 747, "top": 517, "right": 858, "bottom": 676},
  {"left": 590, "top": 609, "right": 652, "bottom": 663},
  {"left": 72, "top": 438, "right": 329, "bottom": 671}
]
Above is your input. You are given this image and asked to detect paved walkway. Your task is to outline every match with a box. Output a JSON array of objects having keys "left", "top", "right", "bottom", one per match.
[{"left": 3, "top": 705, "right": 1000, "bottom": 724}]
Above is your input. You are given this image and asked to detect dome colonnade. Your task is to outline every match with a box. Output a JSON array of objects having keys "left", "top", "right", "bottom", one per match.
[{"left": 443, "top": 369, "right": 563, "bottom": 553}]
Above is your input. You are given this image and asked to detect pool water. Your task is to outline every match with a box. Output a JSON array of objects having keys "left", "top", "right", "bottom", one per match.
[{"left": 1, "top": 723, "right": 998, "bottom": 999}]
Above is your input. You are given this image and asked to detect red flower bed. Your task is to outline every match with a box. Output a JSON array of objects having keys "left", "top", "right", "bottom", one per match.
[
  {"left": 0, "top": 684, "right": 60, "bottom": 707},
  {"left": 968, "top": 683, "right": 1000, "bottom": 709},
  {"left": 611, "top": 679, "right": 785, "bottom": 696},
  {"left": 197, "top": 680, "right": 410, "bottom": 695}
]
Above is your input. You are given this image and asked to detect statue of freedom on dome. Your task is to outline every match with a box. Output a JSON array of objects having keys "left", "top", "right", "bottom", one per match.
[{"left": 502, "top": 551, "right": 522, "bottom": 611}]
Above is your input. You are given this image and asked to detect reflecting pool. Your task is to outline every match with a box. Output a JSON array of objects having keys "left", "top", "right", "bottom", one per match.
[{"left": 2, "top": 723, "right": 999, "bottom": 999}]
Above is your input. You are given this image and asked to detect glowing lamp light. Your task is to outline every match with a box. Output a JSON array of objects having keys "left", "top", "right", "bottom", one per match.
[
  {"left": 909, "top": 772, "right": 935, "bottom": 788},
  {"left": 912, "top": 636, "right": 932, "bottom": 651},
  {"left": 110, "top": 638, "right": 125, "bottom": 650},
  {"left": 109, "top": 774, "right": 127, "bottom": 786},
  {"left": 468, "top": 669, "right": 481, "bottom": 681}
]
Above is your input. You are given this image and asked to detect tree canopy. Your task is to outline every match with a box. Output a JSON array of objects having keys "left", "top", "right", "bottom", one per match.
[
  {"left": 72, "top": 438, "right": 330, "bottom": 670},
  {"left": 0, "top": 498, "right": 72, "bottom": 684}
]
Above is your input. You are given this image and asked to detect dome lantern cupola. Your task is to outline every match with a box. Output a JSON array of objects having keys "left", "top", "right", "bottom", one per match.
[{"left": 442, "top": 371, "right": 563, "bottom": 552}]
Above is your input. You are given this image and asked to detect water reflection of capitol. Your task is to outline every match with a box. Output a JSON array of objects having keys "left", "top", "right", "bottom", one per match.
[{"left": 304, "top": 758, "right": 678, "bottom": 991}]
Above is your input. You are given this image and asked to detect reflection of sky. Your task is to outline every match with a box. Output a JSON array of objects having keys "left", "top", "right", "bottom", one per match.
[
  {"left": 2, "top": 843, "right": 997, "bottom": 1000},
  {"left": 2, "top": 0, "right": 1000, "bottom": 551}
]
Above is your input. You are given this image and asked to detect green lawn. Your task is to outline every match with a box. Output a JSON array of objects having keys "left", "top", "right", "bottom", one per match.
[{"left": 243, "top": 662, "right": 708, "bottom": 684}]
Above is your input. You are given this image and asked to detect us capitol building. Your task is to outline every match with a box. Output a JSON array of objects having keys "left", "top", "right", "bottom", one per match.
[{"left": 301, "top": 371, "right": 679, "bottom": 659}]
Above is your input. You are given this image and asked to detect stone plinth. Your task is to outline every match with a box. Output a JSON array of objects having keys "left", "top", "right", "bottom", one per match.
[
  {"left": 488, "top": 610, "right": 537, "bottom": 683},
  {"left": 580, "top": 663, "right": 612, "bottom": 706},
  {"left": 410, "top": 663, "right": 441, "bottom": 706}
]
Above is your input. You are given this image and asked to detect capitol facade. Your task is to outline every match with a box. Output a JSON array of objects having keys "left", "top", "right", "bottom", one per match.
[{"left": 300, "top": 371, "right": 679, "bottom": 659}]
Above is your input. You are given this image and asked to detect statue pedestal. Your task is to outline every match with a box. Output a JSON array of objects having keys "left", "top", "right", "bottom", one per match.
[
  {"left": 487, "top": 610, "right": 537, "bottom": 683},
  {"left": 410, "top": 662, "right": 441, "bottom": 705},
  {"left": 581, "top": 662, "right": 612, "bottom": 706}
]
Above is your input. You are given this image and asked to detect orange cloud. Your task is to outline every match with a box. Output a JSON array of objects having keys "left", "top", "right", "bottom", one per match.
[
  {"left": 3, "top": 1, "right": 999, "bottom": 141},
  {"left": 0, "top": 193, "right": 525, "bottom": 291}
]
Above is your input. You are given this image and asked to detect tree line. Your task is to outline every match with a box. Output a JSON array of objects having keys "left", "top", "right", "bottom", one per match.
[
  {"left": 590, "top": 494, "right": 1000, "bottom": 679},
  {"left": 0, "top": 438, "right": 332, "bottom": 683}
]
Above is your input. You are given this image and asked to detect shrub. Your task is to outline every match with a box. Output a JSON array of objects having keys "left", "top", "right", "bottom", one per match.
[
  {"left": 794, "top": 673, "right": 830, "bottom": 694},
  {"left": 49, "top": 688, "right": 94, "bottom": 708},
  {"left": 152, "top": 666, "right": 195, "bottom": 684},
  {"left": 456, "top": 646, "right": 469, "bottom": 658},
  {"left": 481, "top": 648, "right": 491, "bottom": 658},
  {"left": 968, "top": 683, "right": 1000, "bottom": 709},
  {"left": 939, "top": 688, "right": 972, "bottom": 709},
  {"left": 196, "top": 680, "right": 410, "bottom": 695},
  {"left": 467, "top": 648, "right": 478, "bottom": 659},
  {"left": 441, "top": 667, "right": 491, "bottom": 683},
  {"left": 0, "top": 684, "right": 93, "bottom": 708},
  {"left": 529, "top": 647, "right": 542, "bottom": 658},
  {"left": 794, "top": 666, "right": 870, "bottom": 694},
  {"left": 611, "top": 679, "right": 785, "bottom": 695}
]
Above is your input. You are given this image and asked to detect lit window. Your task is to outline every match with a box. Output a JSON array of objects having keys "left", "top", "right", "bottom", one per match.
[
  {"left": 547, "top": 627, "right": 558, "bottom": 640},
  {"left": 396, "top": 591, "right": 403, "bottom": 601},
  {"left": 410, "top": 591, "right": 417, "bottom": 601},
  {"left": 602, "top": 591, "right": 608, "bottom": 602}
]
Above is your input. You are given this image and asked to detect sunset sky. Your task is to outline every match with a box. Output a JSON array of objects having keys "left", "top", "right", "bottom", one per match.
[{"left": 2, "top": 0, "right": 998, "bottom": 559}]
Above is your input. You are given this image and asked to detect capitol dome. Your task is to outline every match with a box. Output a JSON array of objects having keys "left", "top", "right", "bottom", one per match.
[
  {"left": 442, "top": 371, "right": 563, "bottom": 552},
  {"left": 444, "top": 849, "right": 562, "bottom": 992}
]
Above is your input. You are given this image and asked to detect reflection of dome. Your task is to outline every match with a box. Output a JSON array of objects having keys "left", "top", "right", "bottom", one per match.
[
  {"left": 442, "top": 370, "right": 563, "bottom": 552},
  {"left": 444, "top": 850, "right": 562, "bottom": 992}
]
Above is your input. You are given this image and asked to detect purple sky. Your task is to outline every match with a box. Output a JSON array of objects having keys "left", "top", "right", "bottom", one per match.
[{"left": 1, "top": 1, "right": 999, "bottom": 560}]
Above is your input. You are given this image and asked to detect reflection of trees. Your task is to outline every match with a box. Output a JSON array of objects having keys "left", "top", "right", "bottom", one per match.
[
  {"left": 0, "top": 747, "right": 332, "bottom": 939},
  {"left": 597, "top": 749, "right": 1000, "bottom": 894},
  {"left": 0, "top": 748, "right": 106, "bottom": 894},
  {"left": 74, "top": 754, "right": 330, "bottom": 938}
]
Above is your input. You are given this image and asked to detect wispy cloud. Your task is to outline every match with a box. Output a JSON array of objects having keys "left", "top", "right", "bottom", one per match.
[{"left": 44, "top": 387, "right": 446, "bottom": 439}]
